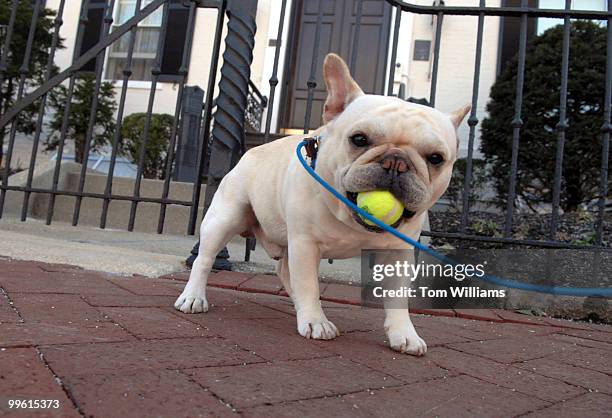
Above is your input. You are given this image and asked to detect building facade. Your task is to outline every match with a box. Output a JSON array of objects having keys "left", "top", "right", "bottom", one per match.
[{"left": 44, "top": 0, "right": 607, "bottom": 158}]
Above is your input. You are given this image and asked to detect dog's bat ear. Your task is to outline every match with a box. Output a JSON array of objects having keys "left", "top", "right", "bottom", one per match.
[
  {"left": 322, "top": 53, "right": 364, "bottom": 124},
  {"left": 448, "top": 104, "right": 471, "bottom": 129}
]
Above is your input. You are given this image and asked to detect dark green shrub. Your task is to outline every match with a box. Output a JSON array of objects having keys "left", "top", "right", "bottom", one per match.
[
  {"left": 120, "top": 113, "right": 174, "bottom": 179},
  {"left": 480, "top": 21, "right": 611, "bottom": 211},
  {"left": 444, "top": 158, "right": 487, "bottom": 209}
]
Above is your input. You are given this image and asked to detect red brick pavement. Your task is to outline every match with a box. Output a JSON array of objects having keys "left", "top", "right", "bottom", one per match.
[{"left": 0, "top": 258, "right": 610, "bottom": 417}]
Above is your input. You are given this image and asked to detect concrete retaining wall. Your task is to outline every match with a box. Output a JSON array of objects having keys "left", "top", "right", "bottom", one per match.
[{"left": 5, "top": 162, "right": 205, "bottom": 235}]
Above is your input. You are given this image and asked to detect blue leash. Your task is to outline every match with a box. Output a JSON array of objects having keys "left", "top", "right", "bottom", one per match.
[{"left": 296, "top": 140, "right": 611, "bottom": 297}]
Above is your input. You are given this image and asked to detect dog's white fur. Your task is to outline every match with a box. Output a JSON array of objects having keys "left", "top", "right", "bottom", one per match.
[{"left": 175, "top": 54, "right": 470, "bottom": 355}]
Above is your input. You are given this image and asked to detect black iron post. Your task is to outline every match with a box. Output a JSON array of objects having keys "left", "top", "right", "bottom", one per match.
[
  {"left": 187, "top": 0, "right": 258, "bottom": 269},
  {"left": 174, "top": 86, "right": 205, "bottom": 182}
]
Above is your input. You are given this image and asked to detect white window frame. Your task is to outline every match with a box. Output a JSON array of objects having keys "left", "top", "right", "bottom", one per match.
[{"left": 103, "top": 0, "right": 164, "bottom": 89}]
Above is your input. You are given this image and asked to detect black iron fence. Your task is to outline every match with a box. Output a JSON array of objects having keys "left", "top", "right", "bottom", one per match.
[
  {"left": 0, "top": 0, "right": 263, "bottom": 236},
  {"left": 0, "top": 0, "right": 610, "bottom": 252}
]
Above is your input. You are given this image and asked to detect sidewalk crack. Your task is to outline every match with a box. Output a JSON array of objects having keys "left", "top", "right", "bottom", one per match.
[
  {"left": 178, "top": 369, "right": 243, "bottom": 416},
  {"left": 0, "top": 287, "right": 25, "bottom": 323},
  {"left": 35, "top": 347, "right": 86, "bottom": 418},
  {"left": 512, "top": 391, "right": 590, "bottom": 417}
]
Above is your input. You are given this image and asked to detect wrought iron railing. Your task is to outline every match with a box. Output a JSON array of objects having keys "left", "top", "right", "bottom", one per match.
[
  {"left": 245, "top": 79, "right": 267, "bottom": 133},
  {"left": 0, "top": 0, "right": 230, "bottom": 236}
]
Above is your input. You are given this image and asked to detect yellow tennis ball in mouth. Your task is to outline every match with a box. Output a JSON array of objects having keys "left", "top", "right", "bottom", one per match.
[{"left": 356, "top": 190, "right": 404, "bottom": 226}]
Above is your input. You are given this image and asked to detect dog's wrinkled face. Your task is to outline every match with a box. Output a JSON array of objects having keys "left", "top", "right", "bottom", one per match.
[{"left": 316, "top": 54, "right": 470, "bottom": 231}]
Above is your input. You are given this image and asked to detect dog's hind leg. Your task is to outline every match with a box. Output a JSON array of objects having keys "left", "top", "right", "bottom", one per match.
[{"left": 175, "top": 184, "right": 252, "bottom": 314}]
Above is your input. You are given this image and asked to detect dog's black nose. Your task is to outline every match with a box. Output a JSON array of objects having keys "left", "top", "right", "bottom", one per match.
[{"left": 381, "top": 155, "right": 409, "bottom": 174}]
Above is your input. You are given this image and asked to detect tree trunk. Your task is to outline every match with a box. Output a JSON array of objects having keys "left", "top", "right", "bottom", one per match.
[
  {"left": 563, "top": 170, "right": 583, "bottom": 212},
  {"left": 75, "top": 134, "right": 85, "bottom": 164},
  {"left": 0, "top": 78, "right": 15, "bottom": 169}
]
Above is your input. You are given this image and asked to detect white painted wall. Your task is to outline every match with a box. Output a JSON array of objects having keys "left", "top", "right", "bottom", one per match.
[
  {"left": 398, "top": 0, "right": 501, "bottom": 158},
  {"left": 45, "top": 0, "right": 79, "bottom": 72},
  {"left": 259, "top": 0, "right": 294, "bottom": 133}
]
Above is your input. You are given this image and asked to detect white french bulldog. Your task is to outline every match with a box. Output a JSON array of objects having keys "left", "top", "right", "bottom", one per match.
[{"left": 175, "top": 53, "right": 470, "bottom": 355}]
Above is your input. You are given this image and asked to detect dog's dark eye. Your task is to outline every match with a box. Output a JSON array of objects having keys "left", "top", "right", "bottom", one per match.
[
  {"left": 427, "top": 153, "right": 444, "bottom": 166},
  {"left": 350, "top": 133, "right": 369, "bottom": 147}
]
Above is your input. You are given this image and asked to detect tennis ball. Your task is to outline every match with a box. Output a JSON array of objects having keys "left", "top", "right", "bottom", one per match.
[{"left": 356, "top": 190, "right": 404, "bottom": 226}]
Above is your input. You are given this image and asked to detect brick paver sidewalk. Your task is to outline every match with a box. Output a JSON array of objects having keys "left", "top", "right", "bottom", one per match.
[{"left": 0, "top": 259, "right": 610, "bottom": 417}]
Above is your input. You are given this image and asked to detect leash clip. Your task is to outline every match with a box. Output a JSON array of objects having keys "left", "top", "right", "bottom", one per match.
[{"left": 304, "top": 135, "right": 320, "bottom": 169}]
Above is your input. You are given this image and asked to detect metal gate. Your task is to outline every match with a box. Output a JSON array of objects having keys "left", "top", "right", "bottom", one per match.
[{"left": 0, "top": 0, "right": 610, "bottom": 251}]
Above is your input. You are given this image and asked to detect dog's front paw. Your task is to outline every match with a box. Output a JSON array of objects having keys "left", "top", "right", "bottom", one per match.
[
  {"left": 174, "top": 291, "right": 209, "bottom": 314},
  {"left": 297, "top": 311, "right": 339, "bottom": 340},
  {"left": 386, "top": 326, "right": 427, "bottom": 356}
]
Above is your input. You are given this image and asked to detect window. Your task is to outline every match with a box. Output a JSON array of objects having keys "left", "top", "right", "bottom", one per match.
[
  {"left": 78, "top": 0, "right": 191, "bottom": 82},
  {"left": 413, "top": 40, "right": 431, "bottom": 61},
  {"left": 106, "top": 0, "right": 162, "bottom": 81},
  {"left": 498, "top": 0, "right": 538, "bottom": 75}
]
